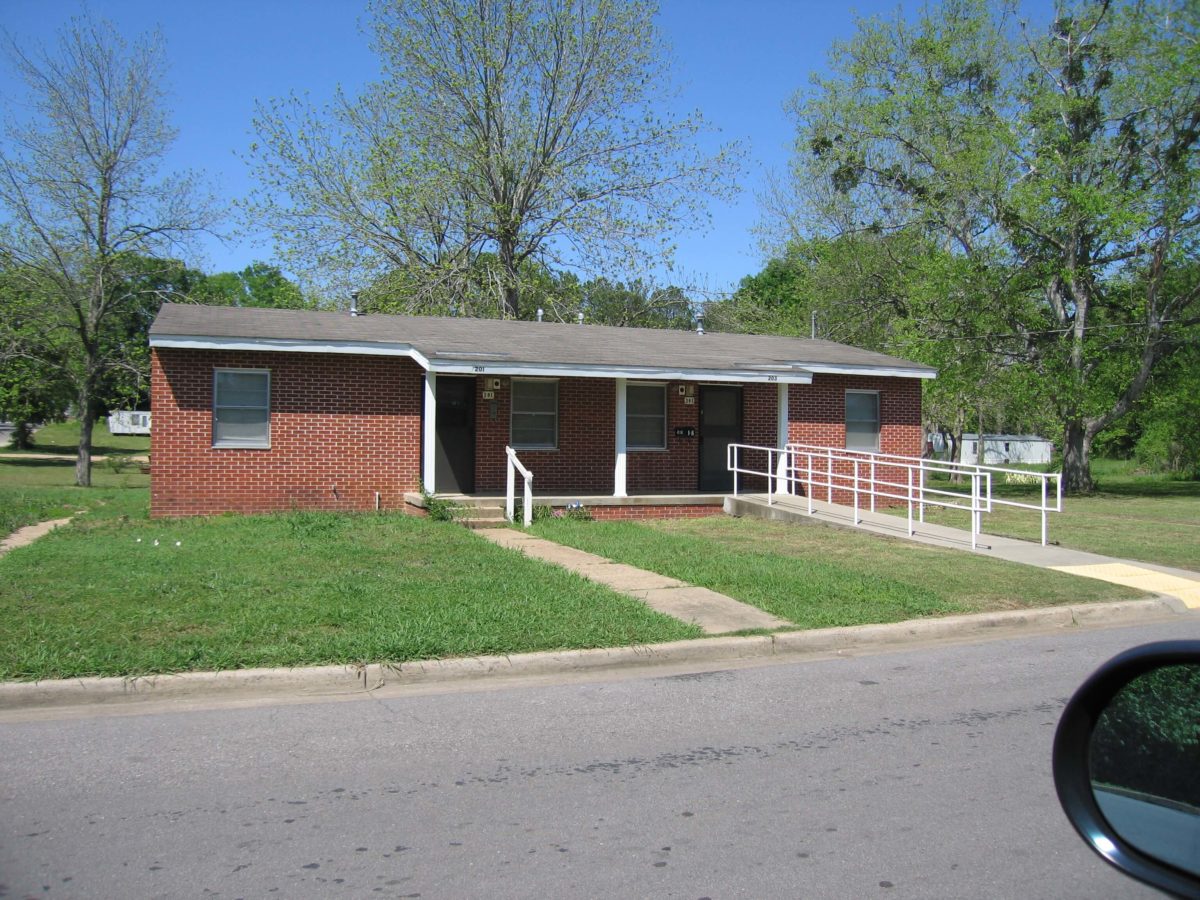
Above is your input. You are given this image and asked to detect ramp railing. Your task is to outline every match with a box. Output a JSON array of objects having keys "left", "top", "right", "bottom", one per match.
[{"left": 727, "top": 442, "right": 1062, "bottom": 548}]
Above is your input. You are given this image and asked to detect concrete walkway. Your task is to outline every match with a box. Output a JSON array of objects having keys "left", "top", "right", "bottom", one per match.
[
  {"left": 0, "top": 517, "right": 74, "bottom": 557},
  {"left": 476, "top": 528, "right": 790, "bottom": 634},
  {"left": 728, "top": 494, "right": 1200, "bottom": 609}
]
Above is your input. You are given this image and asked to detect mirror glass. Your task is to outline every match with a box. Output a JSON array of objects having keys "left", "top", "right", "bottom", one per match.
[{"left": 1089, "top": 663, "right": 1200, "bottom": 877}]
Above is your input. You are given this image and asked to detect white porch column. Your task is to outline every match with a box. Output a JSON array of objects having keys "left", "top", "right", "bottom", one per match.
[
  {"left": 776, "top": 382, "right": 789, "bottom": 448},
  {"left": 422, "top": 372, "right": 437, "bottom": 491},
  {"left": 777, "top": 382, "right": 791, "bottom": 494},
  {"left": 613, "top": 378, "right": 628, "bottom": 498}
]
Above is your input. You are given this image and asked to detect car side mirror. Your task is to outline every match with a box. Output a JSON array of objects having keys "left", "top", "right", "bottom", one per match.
[{"left": 1053, "top": 641, "right": 1200, "bottom": 898}]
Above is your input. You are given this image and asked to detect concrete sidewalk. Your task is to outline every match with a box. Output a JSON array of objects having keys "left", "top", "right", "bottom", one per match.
[
  {"left": 0, "top": 517, "right": 74, "bottom": 557},
  {"left": 728, "top": 494, "right": 1200, "bottom": 609},
  {"left": 476, "top": 527, "right": 789, "bottom": 634}
]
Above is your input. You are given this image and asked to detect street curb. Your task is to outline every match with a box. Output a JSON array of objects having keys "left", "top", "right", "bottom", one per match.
[{"left": 0, "top": 597, "right": 1189, "bottom": 712}]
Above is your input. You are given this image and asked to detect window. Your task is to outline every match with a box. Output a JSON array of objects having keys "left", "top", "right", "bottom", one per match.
[
  {"left": 213, "top": 369, "right": 270, "bottom": 448},
  {"left": 845, "top": 390, "right": 879, "bottom": 451},
  {"left": 511, "top": 379, "right": 557, "bottom": 449},
  {"left": 627, "top": 383, "right": 666, "bottom": 450}
]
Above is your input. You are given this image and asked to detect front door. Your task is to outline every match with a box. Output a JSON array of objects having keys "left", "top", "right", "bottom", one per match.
[
  {"left": 698, "top": 385, "right": 742, "bottom": 492},
  {"left": 434, "top": 377, "right": 475, "bottom": 493}
]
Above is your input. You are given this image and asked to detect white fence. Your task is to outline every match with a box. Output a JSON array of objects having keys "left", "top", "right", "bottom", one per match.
[{"left": 727, "top": 442, "right": 1063, "bottom": 548}]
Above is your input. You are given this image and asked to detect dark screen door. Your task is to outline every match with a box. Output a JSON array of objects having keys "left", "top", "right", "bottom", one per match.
[
  {"left": 698, "top": 385, "right": 742, "bottom": 492},
  {"left": 434, "top": 377, "right": 475, "bottom": 493}
]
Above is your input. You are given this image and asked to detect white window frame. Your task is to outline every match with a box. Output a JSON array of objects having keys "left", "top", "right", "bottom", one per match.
[
  {"left": 845, "top": 389, "right": 880, "bottom": 452},
  {"left": 213, "top": 368, "right": 271, "bottom": 449},
  {"left": 626, "top": 382, "right": 667, "bottom": 451},
  {"left": 510, "top": 378, "right": 558, "bottom": 450}
]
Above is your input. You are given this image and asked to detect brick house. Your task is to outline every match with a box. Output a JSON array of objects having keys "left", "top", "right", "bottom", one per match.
[{"left": 148, "top": 304, "right": 935, "bottom": 519}]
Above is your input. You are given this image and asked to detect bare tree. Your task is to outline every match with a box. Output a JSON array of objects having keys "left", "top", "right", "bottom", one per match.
[
  {"left": 247, "top": 0, "right": 742, "bottom": 317},
  {"left": 0, "top": 14, "right": 218, "bottom": 485}
]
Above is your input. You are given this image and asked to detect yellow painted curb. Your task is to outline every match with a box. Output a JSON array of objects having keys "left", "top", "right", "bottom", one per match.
[{"left": 1050, "top": 563, "right": 1200, "bottom": 608}]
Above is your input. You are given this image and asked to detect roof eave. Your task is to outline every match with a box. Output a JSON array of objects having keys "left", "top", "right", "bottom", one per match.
[
  {"left": 149, "top": 334, "right": 934, "bottom": 382},
  {"left": 427, "top": 359, "right": 814, "bottom": 384}
]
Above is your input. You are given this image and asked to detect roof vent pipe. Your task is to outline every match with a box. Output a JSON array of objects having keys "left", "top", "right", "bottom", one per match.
[
  {"left": 350, "top": 292, "right": 359, "bottom": 317},
  {"left": 576, "top": 312, "right": 584, "bottom": 325},
  {"left": 696, "top": 312, "right": 705, "bottom": 336},
  {"left": 537, "top": 308, "right": 544, "bottom": 322}
]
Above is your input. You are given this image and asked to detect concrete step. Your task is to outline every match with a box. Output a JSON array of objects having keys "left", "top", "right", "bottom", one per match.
[
  {"left": 455, "top": 504, "right": 508, "bottom": 529},
  {"left": 460, "top": 515, "right": 509, "bottom": 530}
]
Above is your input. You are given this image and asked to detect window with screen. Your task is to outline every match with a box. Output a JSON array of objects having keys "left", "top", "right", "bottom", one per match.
[
  {"left": 511, "top": 379, "right": 558, "bottom": 449},
  {"left": 845, "top": 390, "right": 880, "bottom": 451},
  {"left": 627, "top": 383, "right": 667, "bottom": 450},
  {"left": 213, "top": 369, "right": 270, "bottom": 448}
]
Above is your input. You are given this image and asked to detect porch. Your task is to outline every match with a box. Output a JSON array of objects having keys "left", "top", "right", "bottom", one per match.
[{"left": 404, "top": 490, "right": 729, "bottom": 523}]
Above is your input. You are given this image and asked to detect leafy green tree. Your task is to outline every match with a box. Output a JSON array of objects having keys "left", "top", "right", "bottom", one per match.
[
  {"left": 193, "top": 263, "right": 310, "bottom": 309},
  {"left": 0, "top": 15, "right": 218, "bottom": 484},
  {"left": 548, "top": 276, "right": 695, "bottom": 329},
  {"left": 778, "top": 0, "right": 1200, "bottom": 492},
  {"left": 711, "top": 233, "right": 1055, "bottom": 462},
  {"left": 247, "top": 0, "right": 740, "bottom": 318},
  {"left": 0, "top": 274, "right": 71, "bottom": 447}
]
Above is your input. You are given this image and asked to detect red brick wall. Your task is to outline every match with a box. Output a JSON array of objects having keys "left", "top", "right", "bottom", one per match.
[
  {"left": 787, "top": 374, "right": 923, "bottom": 504},
  {"left": 475, "top": 377, "right": 616, "bottom": 494},
  {"left": 627, "top": 383, "right": 700, "bottom": 494},
  {"left": 476, "top": 378, "right": 823, "bottom": 496},
  {"left": 150, "top": 348, "right": 423, "bottom": 517},
  {"left": 152, "top": 352, "right": 925, "bottom": 517},
  {"left": 589, "top": 504, "right": 720, "bottom": 520},
  {"left": 475, "top": 376, "right": 711, "bottom": 495}
]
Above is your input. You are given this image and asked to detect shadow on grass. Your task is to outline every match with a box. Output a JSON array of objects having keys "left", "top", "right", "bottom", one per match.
[
  {"left": 923, "top": 472, "right": 1200, "bottom": 501},
  {"left": 1, "top": 457, "right": 77, "bottom": 469},
  {"left": 5, "top": 442, "right": 142, "bottom": 456},
  {"left": 1090, "top": 479, "right": 1200, "bottom": 499}
]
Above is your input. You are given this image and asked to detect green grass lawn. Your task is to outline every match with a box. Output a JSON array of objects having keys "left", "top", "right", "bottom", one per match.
[
  {"left": 893, "top": 459, "right": 1200, "bottom": 572},
  {"left": 531, "top": 515, "right": 1142, "bottom": 628},
  {"left": 0, "top": 458, "right": 149, "bottom": 536},
  {"left": 5, "top": 418, "right": 150, "bottom": 455},
  {"left": 0, "top": 453, "right": 1178, "bottom": 683},
  {"left": 0, "top": 504, "right": 701, "bottom": 681}
]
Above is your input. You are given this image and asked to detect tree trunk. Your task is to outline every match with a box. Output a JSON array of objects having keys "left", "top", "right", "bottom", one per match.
[
  {"left": 1061, "top": 422, "right": 1094, "bottom": 494},
  {"left": 75, "top": 400, "right": 94, "bottom": 487},
  {"left": 498, "top": 235, "right": 519, "bottom": 319},
  {"left": 949, "top": 409, "right": 965, "bottom": 484},
  {"left": 975, "top": 403, "right": 985, "bottom": 466},
  {"left": 10, "top": 421, "right": 35, "bottom": 450}
]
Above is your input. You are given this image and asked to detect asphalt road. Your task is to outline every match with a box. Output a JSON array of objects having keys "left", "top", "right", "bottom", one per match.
[{"left": 3, "top": 620, "right": 1197, "bottom": 899}]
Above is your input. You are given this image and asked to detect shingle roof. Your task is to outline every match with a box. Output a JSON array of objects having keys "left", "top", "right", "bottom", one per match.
[{"left": 149, "top": 303, "right": 935, "bottom": 380}]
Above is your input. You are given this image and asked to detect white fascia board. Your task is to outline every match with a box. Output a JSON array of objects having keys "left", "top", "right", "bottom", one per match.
[
  {"left": 427, "top": 359, "right": 813, "bottom": 384},
  {"left": 798, "top": 363, "right": 937, "bottom": 380},
  {"left": 150, "top": 334, "right": 432, "bottom": 368}
]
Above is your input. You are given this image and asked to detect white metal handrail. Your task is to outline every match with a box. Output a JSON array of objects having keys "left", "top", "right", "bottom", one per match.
[
  {"left": 728, "top": 442, "right": 1062, "bottom": 548},
  {"left": 505, "top": 446, "right": 534, "bottom": 527},
  {"left": 787, "top": 442, "right": 1063, "bottom": 545}
]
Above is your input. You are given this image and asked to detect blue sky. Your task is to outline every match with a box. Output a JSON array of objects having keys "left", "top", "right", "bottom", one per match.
[{"left": 0, "top": 1, "right": 1047, "bottom": 296}]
